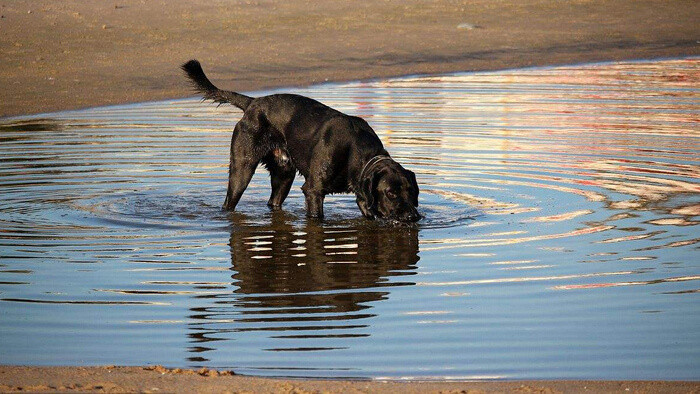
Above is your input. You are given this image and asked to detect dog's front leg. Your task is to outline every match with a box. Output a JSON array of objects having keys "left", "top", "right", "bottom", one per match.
[{"left": 301, "top": 181, "right": 325, "bottom": 219}]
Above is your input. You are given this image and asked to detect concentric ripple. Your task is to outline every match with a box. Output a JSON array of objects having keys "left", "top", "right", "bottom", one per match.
[{"left": 0, "top": 58, "right": 699, "bottom": 379}]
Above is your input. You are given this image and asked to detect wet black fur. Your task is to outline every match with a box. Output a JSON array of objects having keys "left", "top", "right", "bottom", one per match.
[{"left": 182, "top": 59, "right": 420, "bottom": 222}]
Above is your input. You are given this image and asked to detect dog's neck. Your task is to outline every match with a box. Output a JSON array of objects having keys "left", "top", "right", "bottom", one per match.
[{"left": 359, "top": 155, "right": 392, "bottom": 182}]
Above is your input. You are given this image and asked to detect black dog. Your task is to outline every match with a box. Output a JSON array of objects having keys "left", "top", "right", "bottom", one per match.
[{"left": 182, "top": 60, "right": 420, "bottom": 222}]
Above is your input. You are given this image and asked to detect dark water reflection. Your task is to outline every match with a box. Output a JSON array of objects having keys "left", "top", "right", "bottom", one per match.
[
  {"left": 0, "top": 58, "right": 699, "bottom": 379},
  {"left": 185, "top": 215, "right": 418, "bottom": 362},
  {"left": 229, "top": 214, "right": 418, "bottom": 294}
]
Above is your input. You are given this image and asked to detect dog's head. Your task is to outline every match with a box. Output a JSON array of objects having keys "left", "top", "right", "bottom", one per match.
[{"left": 356, "top": 157, "right": 420, "bottom": 222}]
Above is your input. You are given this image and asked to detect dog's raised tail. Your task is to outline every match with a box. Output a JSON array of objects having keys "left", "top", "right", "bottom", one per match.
[{"left": 181, "top": 60, "right": 253, "bottom": 110}]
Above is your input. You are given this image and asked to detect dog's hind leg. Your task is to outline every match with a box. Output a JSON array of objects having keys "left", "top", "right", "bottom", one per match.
[
  {"left": 224, "top": 159, "right": 258, "bottom": 211},
  {"left": 262, "top": 149, "right": 296, "bottom": 209},
  {"left": 223, "top": 121, "right": 263, "bottom": 211},
  {"left": 224, "top": 164, "right": 257, "bottom": 211},
  {"left": 268, "top": 167, "right": 296, "bottom": 209}
]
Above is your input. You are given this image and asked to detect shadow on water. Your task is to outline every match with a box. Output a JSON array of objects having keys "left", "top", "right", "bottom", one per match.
[{"left": 186, "top": 211, "right": 419, "bottom": 363}]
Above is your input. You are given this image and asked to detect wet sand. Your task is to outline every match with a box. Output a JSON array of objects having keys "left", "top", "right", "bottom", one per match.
[
  {"left": 1, "top": 0, "right": 698, "bottom": 117},
  {"left": 0, "top": 366, "right": 698, "bottom": 393}
]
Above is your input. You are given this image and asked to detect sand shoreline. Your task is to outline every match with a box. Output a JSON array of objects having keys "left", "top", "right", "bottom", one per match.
[
  {"left": 0, "top": 366, "right": 698, "bottom": 393},
  {"left": 1, "top": 0, "right": 698, "bottom": 117}
]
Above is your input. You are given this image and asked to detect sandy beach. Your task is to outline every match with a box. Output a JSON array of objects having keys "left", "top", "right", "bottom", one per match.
[
  {"left": 1, "top": 0, "right": 698, "bottom": 117},
  {"left": 1, "top": 366, "right": 699, "bottom": 393}
]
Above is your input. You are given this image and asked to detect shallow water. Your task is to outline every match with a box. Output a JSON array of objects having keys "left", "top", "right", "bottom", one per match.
[{"left": 1, "top": 58, "right": 699, "bottom": 380}]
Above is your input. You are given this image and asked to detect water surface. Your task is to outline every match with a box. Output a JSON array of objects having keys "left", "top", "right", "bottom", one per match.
[{"left": 0, "top": 58, "right": 699, "bottom": 380}]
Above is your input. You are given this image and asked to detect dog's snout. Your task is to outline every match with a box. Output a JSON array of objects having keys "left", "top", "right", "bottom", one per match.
[{"left": 402, "top": 208, "right": 421, "bottom": 222}]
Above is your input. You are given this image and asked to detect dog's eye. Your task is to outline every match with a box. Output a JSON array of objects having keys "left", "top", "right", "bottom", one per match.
[{"left": 386, "top": 190, "right": 397, "bottom": 199}]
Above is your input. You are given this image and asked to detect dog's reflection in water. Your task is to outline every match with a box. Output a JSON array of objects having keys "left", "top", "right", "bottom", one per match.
[
  {"left": 185, "top": 212, "right": 419, "bottom": 360},
  {"left": 229, "top": 211, "right": 419, "bottom": 312}
]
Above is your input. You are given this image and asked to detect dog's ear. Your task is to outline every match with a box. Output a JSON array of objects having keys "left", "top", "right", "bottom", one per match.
[
  {"left": 406, "top": 169, "right": 419, "bottom": 207},
  {"left": 356, "top": 168, "right": 380, "bottom": 219}
]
